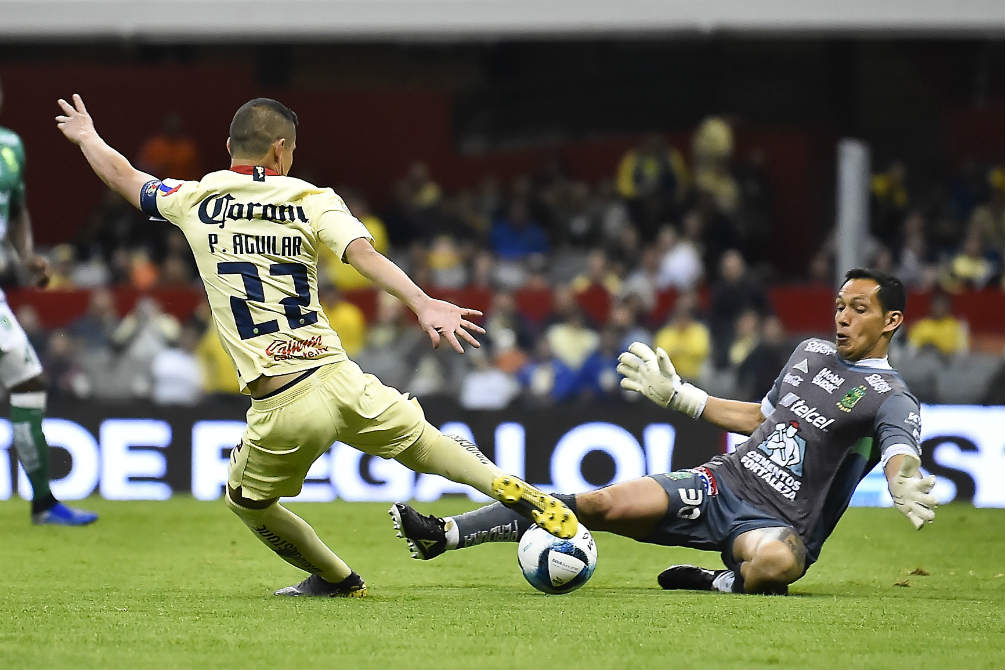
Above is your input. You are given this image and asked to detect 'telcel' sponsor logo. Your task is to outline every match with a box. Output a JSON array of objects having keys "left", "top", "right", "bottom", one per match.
[
  {"left": 789, "top": 398, "right": 835, "bottom": 430},
  {"left": 778, "top": 393, "right": 835, "bottom": 430}
]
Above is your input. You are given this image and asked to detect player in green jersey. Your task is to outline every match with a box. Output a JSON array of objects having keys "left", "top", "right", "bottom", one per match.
[{"left": 0, "top": 79, "right": 97, "bottom": 525}]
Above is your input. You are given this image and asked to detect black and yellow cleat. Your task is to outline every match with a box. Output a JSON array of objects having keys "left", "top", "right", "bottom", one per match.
[
  {"left": 491, "top": 475, "right": 578, "bottom": 539},
  {"left": 274, "top": 572, "right": 367, "bottom": 598},
  {"left": 388, "top": 503, "right": 448, "bottom": 560}
]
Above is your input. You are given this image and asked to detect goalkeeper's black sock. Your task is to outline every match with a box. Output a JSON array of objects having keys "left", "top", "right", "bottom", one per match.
[
  {"left": 446, "top": 493, "right": 580, "bottom": 549},
  {"left": 447, "top": 503, "right": 526, "bottom": 549},
  {"left": 554, "top": 493, "right": 579, "bottom": 515}
]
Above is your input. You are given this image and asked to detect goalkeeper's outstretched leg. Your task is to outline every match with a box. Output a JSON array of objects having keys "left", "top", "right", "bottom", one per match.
[{"left": 390, "top": 473, "right": 806, "bottom": 595}]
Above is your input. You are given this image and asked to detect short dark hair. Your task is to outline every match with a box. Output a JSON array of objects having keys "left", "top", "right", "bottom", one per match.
[
  {"left": 228, "top": 98, "right": 298, "bottom": 158},
  {"left": 843, "top": 268, "right": 906, "bottom": 314}
]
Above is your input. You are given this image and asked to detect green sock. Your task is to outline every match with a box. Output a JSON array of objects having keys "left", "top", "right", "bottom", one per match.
[{"left": 10, "top": 392, "right": 55, "bottom": 513}]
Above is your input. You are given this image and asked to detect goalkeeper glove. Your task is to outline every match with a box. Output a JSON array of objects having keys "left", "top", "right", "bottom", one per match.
[
  {"left": 889, "top": 453, "right": 937, "bottom": 530},
  {"left": 617, "top": 342, "right": 708, "bottom": 419}
]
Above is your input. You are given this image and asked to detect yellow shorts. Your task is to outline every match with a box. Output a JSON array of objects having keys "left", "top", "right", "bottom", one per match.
[{"left": 228, "top": 359, "right": 425, "bottom": 500}]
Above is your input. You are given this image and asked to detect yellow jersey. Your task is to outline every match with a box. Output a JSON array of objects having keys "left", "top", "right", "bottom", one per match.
[{"left": 140, "top": 165, "right": 372, "bottom": 392}]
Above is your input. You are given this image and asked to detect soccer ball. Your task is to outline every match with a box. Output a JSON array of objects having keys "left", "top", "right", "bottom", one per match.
[{"left": 517, "top": 523, "right": 597, "bottom": 594}]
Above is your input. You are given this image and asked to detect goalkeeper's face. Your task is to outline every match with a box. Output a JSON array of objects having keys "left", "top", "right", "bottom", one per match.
[{"left": 833, "top": 278, "right": 900, "bottom": 361}]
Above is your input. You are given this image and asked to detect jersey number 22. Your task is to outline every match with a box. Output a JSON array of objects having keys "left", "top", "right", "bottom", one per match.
[{"left": 217, "top": 261, "right": 318, "bottom": 339}]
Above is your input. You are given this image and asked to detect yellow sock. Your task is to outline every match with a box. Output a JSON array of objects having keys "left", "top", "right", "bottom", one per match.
[
  {"left": 226, "top": 491, "right": 352, "bottom": 583},
  {"left": 395, "top": 422, "right": 504, "bottom": 498}
]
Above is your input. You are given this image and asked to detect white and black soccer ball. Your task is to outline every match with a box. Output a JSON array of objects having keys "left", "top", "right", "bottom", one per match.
[{"left": 517, "top": 523, "right": 597, "bottom": 594}]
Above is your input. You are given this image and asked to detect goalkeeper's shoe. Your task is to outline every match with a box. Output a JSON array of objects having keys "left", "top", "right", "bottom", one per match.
[
  {"left": 274, "top": 572, "right": 366, "bottom": 598},
  {"left": 657, "top": 565, "right": 726, "bottom": 591},
  {"left": 32, "top": 503, "right": 98, "bottom": 526},
  {"left": 388, "top": 503, "right": 448, "bottom": 560},
  {"left": 491, "top": 475, "right": 578, "bottom": 539}
]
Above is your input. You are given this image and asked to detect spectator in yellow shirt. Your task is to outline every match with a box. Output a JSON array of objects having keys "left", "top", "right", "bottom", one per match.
[
  {"left": 616, "top": 135, "right": 688, "bottom": 201},
  {"left": 196, "top": 319, "right": 241, "bottom": 395},
  {"left": 653, "top": 291, "right": 711, "bottom": 381},
  {"left": 571, "top": 249, "right": 622, "bottom": 297},
  {"left": 907, "top": 292, "right": 968, "bottom": 356},
  {"left": 691, "top": 117, "right": 740, "bottom": 216},
  {"left": 543, "top": 285, "right": 599, "bottom": 372},
  {"left": 968, "top": 165, "right": 1004, "bottom": 265},
  {"left": 320, "top": 284, "right": 367, "bottom": 357},
  {"left": 616, "top": 134, "right": 688, "bottom": 235},
  {"left": 318, "top": 192, "right": 390, "bottom": 290}
]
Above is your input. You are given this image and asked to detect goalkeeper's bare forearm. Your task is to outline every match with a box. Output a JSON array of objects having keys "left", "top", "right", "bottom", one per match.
[
  {"left": 699, "top": 397, "right": 765, "bottom": 436},
  {"left": 617, "top": 341, "right": 764, "bottom": 435}
]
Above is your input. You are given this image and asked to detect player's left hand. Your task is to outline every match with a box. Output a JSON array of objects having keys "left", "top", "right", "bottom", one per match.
[
  {"left": 617, "top": 342, "right": 679, "bottom": 407},
  {"left": 889, "top": 454, "right": 937, "bottom": 530},
  {"left": 55, "top": 94, "right": 97, "bottom": 145},
  {"left": 416, "top": 298, "right": 484, "bottom": 354},
  {"left": 25, "top": 254, "right": 51, "bottom": 288}
]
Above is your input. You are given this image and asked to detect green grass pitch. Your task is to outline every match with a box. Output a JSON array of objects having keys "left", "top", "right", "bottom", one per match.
[{"left": 2, "top": 498, "right": 1002, "bottom": 669}]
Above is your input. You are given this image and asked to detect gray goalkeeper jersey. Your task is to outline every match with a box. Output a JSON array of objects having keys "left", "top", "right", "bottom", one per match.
[{"left": 705, "top": 338, "right": 921, "bottom": 561}]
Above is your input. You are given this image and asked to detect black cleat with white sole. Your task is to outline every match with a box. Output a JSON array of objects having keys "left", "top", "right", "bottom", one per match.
[
  {"left": 657, "top": 565, "right": 726, "bottom": 591},
  {"left": 274, "top": 572, "right": 367, "bottom": 597},
  {"left": 388, "top": 503, "right": 448, "bottom": 560}
]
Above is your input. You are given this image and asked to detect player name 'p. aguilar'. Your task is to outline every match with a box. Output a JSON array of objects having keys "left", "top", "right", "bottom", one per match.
[{"left": 197, "top": 193, "right": 311, "bottom": 257}]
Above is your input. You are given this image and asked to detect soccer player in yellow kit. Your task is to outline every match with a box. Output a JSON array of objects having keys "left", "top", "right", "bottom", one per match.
[{"left": 56, "top": 94, "right": 577, "bottom": 597}]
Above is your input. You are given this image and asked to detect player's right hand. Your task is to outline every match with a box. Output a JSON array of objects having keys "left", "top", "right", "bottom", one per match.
[
  {"left": 415, "top": 297, "right": 485, "bottom": 354},
  {"left": 25, "top": 254, "right": 51, "bottom": 288},
  {"left": 617, "top": 342, "right": 708, "bottom": 419},
  {"left": 55, "top": 94, "right": 96, "bottom": 145},
  {"left": 889, "top": 454, "right": 937, "bottom": 530}
]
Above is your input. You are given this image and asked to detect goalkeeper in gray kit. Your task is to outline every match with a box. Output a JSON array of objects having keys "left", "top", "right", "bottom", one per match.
[{"left": 390, "top": 268, "right": 937, "bottom": 595}]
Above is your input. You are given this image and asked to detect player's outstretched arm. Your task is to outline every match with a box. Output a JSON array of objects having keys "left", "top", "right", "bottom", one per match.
[
  {"left": 344, "top": 238, "right": 485, "bottom": 354},
  {"left": 885, "top": 453, "right": 937, "bottom": 530},
  {"left": 617, "top": 341, "right": 763, "bottom": 435},
  {"left": 55, "top": 94, "right": 155, "bottom": 211},
  {"left": 699, "top": 396, "right": 765, "bottom": 436}
]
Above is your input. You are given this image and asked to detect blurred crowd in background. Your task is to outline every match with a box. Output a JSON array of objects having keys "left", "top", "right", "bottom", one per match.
[{"left": 4, "top": 114, "right": 1003, "bottom": 409}]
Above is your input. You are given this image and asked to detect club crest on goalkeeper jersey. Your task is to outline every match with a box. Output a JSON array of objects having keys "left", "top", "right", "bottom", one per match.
[{"left": 139, "top": 166, "right": 373, "bottom": 393}]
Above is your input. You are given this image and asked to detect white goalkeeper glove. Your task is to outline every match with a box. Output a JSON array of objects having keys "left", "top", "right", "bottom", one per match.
[
  {"left": 889, "top": 453, "right": 937, "bottom": 530},
  {"left": 617, "top": 342, "right": 708, "bottom": 419}
]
